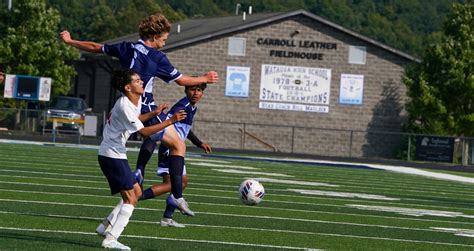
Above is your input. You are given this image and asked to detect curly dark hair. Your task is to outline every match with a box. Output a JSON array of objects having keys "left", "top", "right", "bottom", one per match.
[
  {"left": 110, "top": 69, "right": 137, "bottom": 93},
  {"left": 139, "top": 14, "right": 171, "bottom": 40}
]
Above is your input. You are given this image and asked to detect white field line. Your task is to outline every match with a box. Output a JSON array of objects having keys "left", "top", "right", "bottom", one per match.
[
  {"left": 1, "top": 152, "right": 472, "bottom": 191},
  {"left": 0, "top": 161, "right": 98, "bottom": 172},
  {"left": 2, "top": 139, "right": 474, "bottom": 186},
  {"left": 0, "top": 226, "right": 316, "bottom": 250},
  {"left": 2, "top": 175, "right": 474, "bottom": 213},
  {"left": 252, "top": 156, "right": 474, "bottom": 185},
  {"left": 0, "top": 153, "right": 463, "bottom": 191},
  {"left": 0, "top": 189, "right": 474, "bottom": 225},
  {"left": 0, "top": 210, "right": 472, "bottom": 248},
  {"left": 2, "top": 188, "right": 474, "bottom": 227},
  {"left": 4, "top": 162, "right": 474, "bottom": 200},
  {"left": 1, "top": 198, "right": 473, "bottom": 234},
  {"left": 186, "top": 158, "right": 231, "bottom": 163},
  {"left": 190, "top": 162, "right": 258, "bottom": 170},
  {"left": 212, "top": 169, "right": 293, "bottom": 177},
  {"left": 0, "top": 169, "right": 101, "bottom": 179}
]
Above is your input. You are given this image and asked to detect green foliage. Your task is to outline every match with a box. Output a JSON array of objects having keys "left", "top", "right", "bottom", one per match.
[
  {"left": 403, "top": 2, "right": 474, "bottom": 136},
  {"left": 0, "top": 0, "right": 79, "bottom": 108},
  {"left": 48, "top": 0, "right": 186, "bottom": 42},
  {"left": 47, "top": 0, "right": 461, "bottom": 57}
]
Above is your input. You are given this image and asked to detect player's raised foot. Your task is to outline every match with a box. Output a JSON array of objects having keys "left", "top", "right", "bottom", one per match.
[
  {"left": 102, "top": 239, "right": 130, "bottom": 250},
  {"left": 160, "top": 218, "right": 185, "bottom": 228},
  {"left": 167, "top": 194, "right": 195, "bottom": 217}
]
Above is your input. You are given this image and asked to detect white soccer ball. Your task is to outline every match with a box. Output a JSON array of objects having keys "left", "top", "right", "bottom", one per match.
[{"left": 239, "top": 179, "right": 265, "bottom": 205}]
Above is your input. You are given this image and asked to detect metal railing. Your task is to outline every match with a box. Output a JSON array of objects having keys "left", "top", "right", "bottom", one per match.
[{"left": 0, "top": 107, "right": 472, "bottom": 165}]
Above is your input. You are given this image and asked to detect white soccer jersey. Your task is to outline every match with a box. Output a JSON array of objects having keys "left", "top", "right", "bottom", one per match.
[{"left": 99, "top": 96, "right": 144, "bottom": 159}]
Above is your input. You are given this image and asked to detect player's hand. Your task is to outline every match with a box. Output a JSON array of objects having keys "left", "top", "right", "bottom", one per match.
[
  {"left": 59, "top": 30, "right": 72, "bottom": 44},
  {"left": 156, "top": 103, "right": 169, "bottom": 114},
  {"left": 170, "top": 110, "right": 186, "bottom": 123},
  {"left": 205, "top": 71, "right": 219, "bottom": 83},
  {"left": 200, "top": 143, "right": 212, "bottom": 154}
]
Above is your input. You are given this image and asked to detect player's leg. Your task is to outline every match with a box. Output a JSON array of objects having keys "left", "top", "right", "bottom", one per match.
[
  {"left": 96, "top": 199, "right": 123, "bottom": 236},
  {"left": 161, "top": 126, "right": 185, "bottom": 199},
  {"left": 161, "top": 127, "right": 194, "bottom": 216},
  {"left": 98, "top": 156, "right": 141, "bottom": 250},
  {"left": 140, "top": 148, "right": 172, "bottom": 201},
  {"left": 102, "top": 184, "right": 141, "bottom": 250},
  {"left": 141, "top": 156, "right": 187, "bottom": 200},
  {"left": 141, "top": 179, "right": 171, "bottom": 200},
  {"left": 135, "top": 138, "right": 156, "bottom": 181},
  {"left": 135, "top": 115, "right": 163, "bottom": 182}
]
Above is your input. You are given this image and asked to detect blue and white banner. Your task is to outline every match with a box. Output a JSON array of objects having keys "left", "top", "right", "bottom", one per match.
[
  {"left": 339, "top": 74, "right": 364, "bottom": 105},
  {"left": 225, "top": 66, "right": 250, "bottom": 97}
]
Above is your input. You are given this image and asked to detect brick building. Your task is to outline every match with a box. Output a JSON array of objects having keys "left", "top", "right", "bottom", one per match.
[{"left": 71, "top": 10, "right": 417, "bottom": 158}]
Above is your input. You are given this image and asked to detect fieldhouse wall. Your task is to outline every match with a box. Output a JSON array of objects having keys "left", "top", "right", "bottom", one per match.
[{"left": 150, "top": 15, "right": 412, "bottom": 158}]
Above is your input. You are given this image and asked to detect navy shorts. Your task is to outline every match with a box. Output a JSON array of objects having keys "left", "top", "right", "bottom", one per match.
[
  {"left": 143, "top": 112, "right": 168, "bottom": 141},
  {"left": 98, "top": 155, "right": 136, "bottom": 195},
  {"left": 157, "top": 147, "right": 187, "bottom": 176}
]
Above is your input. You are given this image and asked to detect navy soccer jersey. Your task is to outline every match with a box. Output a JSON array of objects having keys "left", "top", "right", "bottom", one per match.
[
  {"left": 102, "top": 40, "right": 182, "bottom": 114},
  {"left": 166, "top": 96, "right": 197, "bottom": 140}
]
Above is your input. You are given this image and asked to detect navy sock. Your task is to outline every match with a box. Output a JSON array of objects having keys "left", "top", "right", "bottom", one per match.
[
  {"left": 163, "top": 202, "right": 177, "bottom": 219},
  {"left": 139, "top": 188, "right": 155, "bottom": 201},
  {"left": 169, "top": 155, "right": 184, "bottom": 199},
  {"left": 136, "top": 138, "right": 157, "bottom": 177}
]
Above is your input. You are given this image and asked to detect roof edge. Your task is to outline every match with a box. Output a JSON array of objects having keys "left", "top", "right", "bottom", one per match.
[{"left": 163, "top": 9, "right": 419, "bottom": 62}]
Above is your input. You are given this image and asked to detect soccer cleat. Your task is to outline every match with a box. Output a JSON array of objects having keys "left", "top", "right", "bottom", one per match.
[
  {"left": 160, "top": 218, "right": 185, "bottom": 228},
  {"left": 133, "top": 169, "right": 144, "bottom": 184},
  {"left": 167, "top": 194, "right": 195, "bottom": 217},
  {"left": 101, "top": 239, "right": 131, "bottom": 250},
  {"left": 133, "top": 169, "right": 144, "bottom": 190}
]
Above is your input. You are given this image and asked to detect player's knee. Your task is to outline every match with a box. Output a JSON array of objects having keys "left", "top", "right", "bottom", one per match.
[{"left": 168, "top": 140, "right": 186, "bottom": 153}]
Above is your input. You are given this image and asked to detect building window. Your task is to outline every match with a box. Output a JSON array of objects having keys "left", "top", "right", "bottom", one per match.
[
  {"left": 348, "top": 46, "right": 366, "bottom": 65},
  {"left": 228, "top": 37, "right": 246, "bottom": 56}
]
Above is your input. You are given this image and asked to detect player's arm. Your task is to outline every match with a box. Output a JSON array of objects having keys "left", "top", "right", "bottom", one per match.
[
  {"left": 175, "top": 71, "right": 219, "bottom": 86},
  {"left": 138, "top": 103, "right": 169, "bottom": 122},
  {"left": 60, "top": 30, "right": 103, "bottom": 53},
  {"left": 138, "top": 110, "right": 186, "bottom": 137},
  {"left": 187, "top": 130, "right": 212, "bottom": 154}
]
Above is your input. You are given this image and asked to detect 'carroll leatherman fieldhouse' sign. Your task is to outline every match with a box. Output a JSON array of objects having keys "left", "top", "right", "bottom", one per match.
[{"left": 415, "top": 136, "right": 454, "bottom": 163}]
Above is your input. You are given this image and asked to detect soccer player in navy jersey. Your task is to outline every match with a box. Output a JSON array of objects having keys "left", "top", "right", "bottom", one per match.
[
  {"left": 140, "top": 83, "right": 211, "bottom": 227},
  {"left": 97, "top": 68, "right": 186, "bottom": 250},
  {"left": 60, "top": 14, "right": 218, "bottom": 218}
]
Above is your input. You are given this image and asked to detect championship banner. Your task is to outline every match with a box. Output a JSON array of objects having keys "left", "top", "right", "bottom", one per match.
[{"left": 259, "top": 64, "right": 331, "bottom": 113}]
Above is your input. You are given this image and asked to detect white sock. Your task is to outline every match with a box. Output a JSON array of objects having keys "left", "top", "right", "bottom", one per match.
[
  {"left": 108, "top": 203, "right": 134, "bottom": 239},
  {"left": 106, "top": 199, "right": 124, "bottom": 226}
]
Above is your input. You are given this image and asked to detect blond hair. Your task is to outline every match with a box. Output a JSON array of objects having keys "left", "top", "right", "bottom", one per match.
[{"left": 138, "top": 14, "right": 171, "bottom": 40}]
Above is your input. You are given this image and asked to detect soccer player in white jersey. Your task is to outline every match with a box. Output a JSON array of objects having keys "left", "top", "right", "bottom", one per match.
[
  {"left": 60, "top": 14, "right": 218, "bottom": 218},
  {"left": 140, "top": 83, "right": 211, "bottom": 227},
  {"left": 96, "top": 68, "right": 186, "bottom": 250}
]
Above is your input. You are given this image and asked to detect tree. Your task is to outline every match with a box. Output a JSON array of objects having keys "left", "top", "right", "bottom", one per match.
[
  {"left": 403, "top": 2, "right": 473, "bottom": 164},
  {"left": 0, "top": 0, "right": 79, "bottom": 108}
]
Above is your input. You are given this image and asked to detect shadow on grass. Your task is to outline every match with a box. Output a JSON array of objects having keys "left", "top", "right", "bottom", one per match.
[{"left": 0, "top": 231, "right": 101, "bottom": 249}]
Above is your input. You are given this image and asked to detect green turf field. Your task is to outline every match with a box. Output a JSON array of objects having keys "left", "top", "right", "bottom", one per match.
[{"left": 0, "top": 142, "right": 473, "bottom": 250}]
